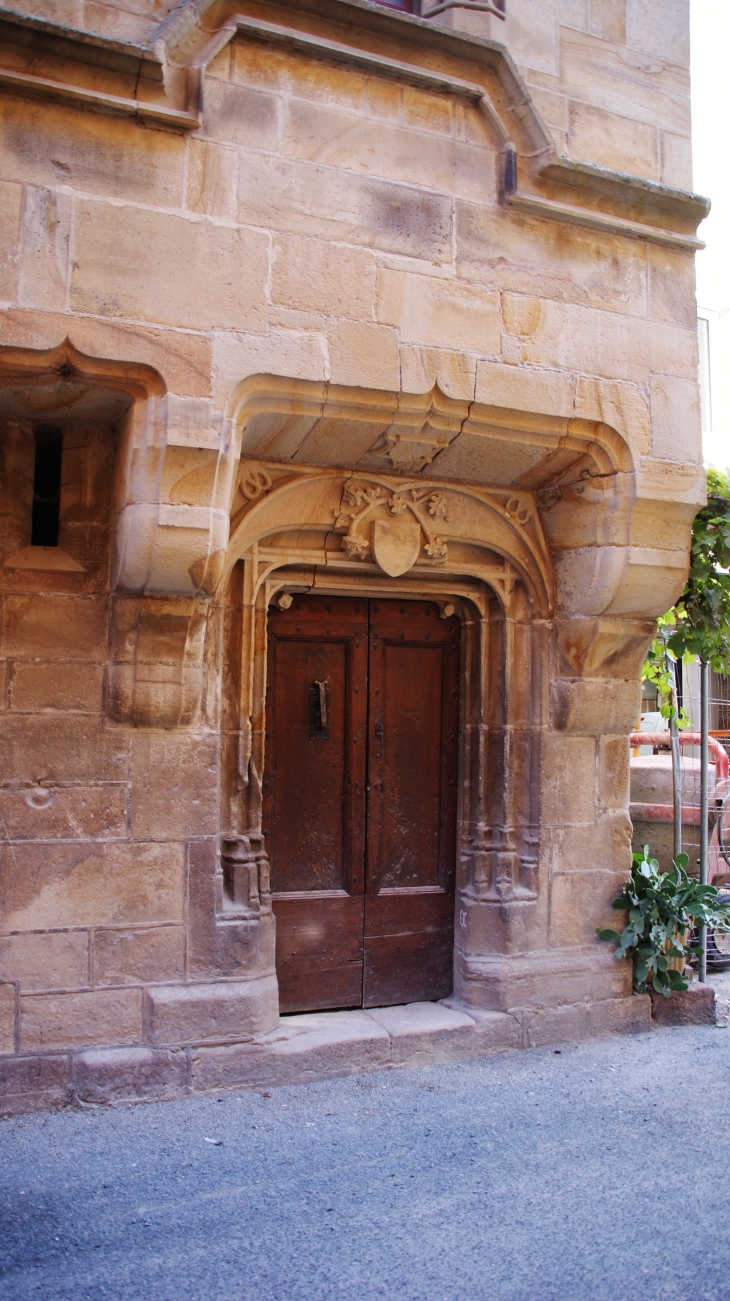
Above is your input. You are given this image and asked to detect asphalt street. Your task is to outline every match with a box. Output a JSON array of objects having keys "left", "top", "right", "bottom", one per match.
[{"left": 2, "top": 1021, "right": 730, "bottom": 1301}]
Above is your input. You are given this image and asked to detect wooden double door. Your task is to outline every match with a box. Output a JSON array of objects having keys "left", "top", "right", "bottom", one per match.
[{"left": 263, "top": 595, "right": 460, "bottom": 1014}]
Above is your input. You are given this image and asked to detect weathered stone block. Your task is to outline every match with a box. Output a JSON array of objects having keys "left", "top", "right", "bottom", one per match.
[
  {"left": 328, "top": 320, "right": 400, "bottom": 390},
  {"left": 524, "top": 994, "right": 650, "bottom": 1047},
  {"left": 0, "top": 982, "right": 15, "bottom": 1052},
  {"left": 399, "top": 346, "right": 476, "bottom": 402},
  {"left": 549, "top": 869, "right": 629, "bottom": 946},
  {"left": 552, "top": 678, "right": 642, "bottom": 735},
  {"left": 501, "top": 295, "right": 697, "bottom": 384},
  {"left": 18, "top": 186, "right": 71, "bottom": 311},
  {"left": 550, "top": 811, "right": 633, "bottom": 875},
  {"left": 560, "top": 26, "right": 690, "bottom": 134},
  {"left": 212, "top": 329, "right": 327, "bottom": 409},
  {"left": 648, "top": 245, "right": 698, "bottom": 328},
  {"left": 94, "top": 926, "right": 184, "bottom": 986},
  {"left": 237, "top": 153, "right": 453, "bottom": 262},
  {"left": 456, "top": 201, "right": 648, "bottom": 313},
  {"left": 402, "top": 85, "right": 453, "bottom": 135},
  {"left": 589, "top": 0, "right": 626, "bottom": 45},
  {"left": 71, "top": 1045, "right": 188, "bottom": 1103},
  {"left": 366, "top": 78, "right": 401, "bottom": 122},
  {"left": 21, "top": 988, "right": 143, "bottom": 1051},
  {"left": 275, "top": 113, "right": 497, "bottom": 201},
  {"left": 0, "top": 98, "right": 185, "bottom": 204},
  {"left": 0, "top": 785, "right": 127, "bottom": 841},
  {"left": 540, "top": 735, "right": 596, "bottom": 825},
  {"left": 61, "top": 313, "right": 212, "bottom": 397},
  {"left": 0, "top": 931, "right": 88, "bottom": 992},
  {"left": 650, "top": 985, "right": 717, "bottom": 1026},
  {"left": 376, "top": 269, "right": 500, "bottom": 354},
  {"left": 272, "top": 234, "right": 375, "bottom": 318},
  {"left": 572, "top": 376, "right": 650, "bottom": 453},
  {"left": 660, "top": 129, "right": 693, "bottom": 190},
  {"left": 524, "top": 1000, "right": 590, "bottom": 1047},
  {"left": 145, "top": 975, "right": 278, "bottom": 1045},
  {"left": 0, "top": 1053, "right": 68, "bottom": 1116},
  {"left": 568, "top": 100, "right": 659, "bottom": 180},
  {"left": 164, "top": 399, "right": 219, "bottom": 452},
  {"left": 70, "top": 200, "right": 268, "bottom": 332},
  {"left": 8, "top": 660, "right": 104, "bottom": 712},
  {"left": 599, "top": 736, "right": 630, "bottom": 811},
  {"left": 650, "top": 374, "right": 702, "bottom": 464},
  {"left": 475, "top": 359, "right": 572, "bottom": 416},
  {"left": 0, "top": 715, "right": 128, "bottom": 784},
  {"left": 130, "top": 732, "right": 219, "bottom": 839},
  {"left": 233, "top": 40, "right": 366, "bottom": 111},
  {"left": 1, "top": 594, "right": 107, "bottom": 659},
  {"left": 586, "top": 994, "right": 651, "bottom": 1037},
  {"left": 0, "top": 180, "right": 22, "bottom": 301},
  {"left": 456, "top": 948, "right": 631, "bottom": 1014},
  {"left": 185, "top": 139, "right": 238, "bottom": 220},
  {"left": 627, "top": 0, "right": 689, "bottom": 65},
  {"left": 0, "top": 840, "right": 184, "bottom": 930},
  {"left": 202, "top": 78, "right": 279, "bottom": 149},
  {"left": 367, "top": 1000, "right": 476, "bottom": 1063}
]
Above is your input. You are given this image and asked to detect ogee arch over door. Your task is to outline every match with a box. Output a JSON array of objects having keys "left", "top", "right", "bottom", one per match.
[{"left": 263, "top": 594, "right": 459, "bottom": 1013}]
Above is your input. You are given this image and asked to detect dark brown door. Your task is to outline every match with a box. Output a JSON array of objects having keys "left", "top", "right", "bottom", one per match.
[{"left": 263, "top": 595, "right": 459, "bottom": 1014}]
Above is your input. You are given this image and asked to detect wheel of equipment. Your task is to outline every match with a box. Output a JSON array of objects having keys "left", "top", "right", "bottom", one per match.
[
  {"left": 706, "top": 890, "right": 730, "bottom": 972},
  {"left": 718, "top": 792, "right": 730, "bottom": 871}
]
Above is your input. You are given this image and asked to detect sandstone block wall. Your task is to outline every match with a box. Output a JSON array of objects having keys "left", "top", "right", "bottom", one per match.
[{"left": 0, "top": 0, "right": 706, "bottom": 1110}]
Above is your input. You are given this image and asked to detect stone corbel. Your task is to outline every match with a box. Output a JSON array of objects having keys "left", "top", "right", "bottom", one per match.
[{"left": 105, "top": 593, "right": 208, "bottom": 728}]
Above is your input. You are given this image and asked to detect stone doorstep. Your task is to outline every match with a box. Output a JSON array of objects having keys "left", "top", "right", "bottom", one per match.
[
  {"left": 81, "top": 995, "right": 648, "bottom": 1104},
  {"left": 0, "top": 995, "right": 652, "bottom": 1114}
]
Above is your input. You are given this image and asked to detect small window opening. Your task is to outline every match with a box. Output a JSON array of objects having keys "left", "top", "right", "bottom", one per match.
[{"left": 31, "top": 426, "right": 63, "bottom": 547}]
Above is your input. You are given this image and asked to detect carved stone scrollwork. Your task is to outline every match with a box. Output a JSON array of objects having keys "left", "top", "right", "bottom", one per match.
[
  {"left": 334, "top": 481, "right": 449, "bottom": 576},
  {"left": 239, "top": 464, "right": 272, "bottom": 500}
]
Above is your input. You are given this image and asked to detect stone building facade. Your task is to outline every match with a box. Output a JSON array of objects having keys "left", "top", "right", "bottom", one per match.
[{"left": 0, "top": 0, "right": 706, "bottom": 1111}]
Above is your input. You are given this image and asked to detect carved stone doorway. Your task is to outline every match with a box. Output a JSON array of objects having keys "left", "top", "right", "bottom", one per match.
[{"left": 263, "top": 593, "right": 460, "bottom": 1014}]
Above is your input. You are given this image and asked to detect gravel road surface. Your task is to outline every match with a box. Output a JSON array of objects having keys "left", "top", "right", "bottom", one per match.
[{"left": 2, "top": 1020, "right": 730, "bottom": 1301}]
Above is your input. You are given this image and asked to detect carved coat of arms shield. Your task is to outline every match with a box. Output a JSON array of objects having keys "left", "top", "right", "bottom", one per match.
[{"left": 372, "top": 517, "right": 421, "bottom": 577}]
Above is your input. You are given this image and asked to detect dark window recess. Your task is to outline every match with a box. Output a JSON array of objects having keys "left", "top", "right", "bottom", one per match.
[{"left": 31, "top": 427, "right": 63, "bottom": 547}]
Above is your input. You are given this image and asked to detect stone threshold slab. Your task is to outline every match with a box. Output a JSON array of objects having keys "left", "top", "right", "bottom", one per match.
[
  {"left": 70, "top": 994, "right": 648, "bottom": 1106},
  {"left": 0, "top": 995, "right": 651, "bottom": 1114}
]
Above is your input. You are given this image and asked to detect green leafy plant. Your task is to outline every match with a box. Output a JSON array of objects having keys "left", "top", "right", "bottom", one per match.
[
  {"left": 597, "top": 848, "right": 730, "bottom": 996},
  {"left": 641, "top": 612, "right": 690, "bottom": 729},
  {"left": 642, "top": 469, "right": 730, "bottom": 693}
]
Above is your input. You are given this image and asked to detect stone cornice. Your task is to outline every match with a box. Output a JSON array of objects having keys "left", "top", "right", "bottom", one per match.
[
  {"left": 0, "top": 6, "right": 201, "bottom": 125},
  {"left": 0, "top": 0, "right": 709, "bottom": 247}
]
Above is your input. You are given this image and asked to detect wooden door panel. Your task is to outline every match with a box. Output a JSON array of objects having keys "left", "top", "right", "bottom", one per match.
[
  {"left": 364, "top": 600, "right": 459, "bottom": 1007},
  {"left": 267, "top": 636, "right": 349, "bottom": 892},
  {"left": 264, "top": 595, "right": 459, "bottom": 1015},
  {"left": 264, "top": 596, "right": 367, "bottom": 1014},
  {"left": 272, "top": 894, "right": 365, "bottom": 1014},
  {"left": 363, "top": 930, "right": 454, "bottom": 1007},
  {"left": 378, "top": 641, "right": 446, "bottom": 889}
]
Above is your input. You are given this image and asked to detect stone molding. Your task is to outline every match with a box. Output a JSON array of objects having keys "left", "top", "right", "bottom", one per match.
[
  {"left": 0, "top": 0, "right": 709, "bottom": 246},
  {"left": 0, "top": 7, "right": 201, "bottom": 127},
  {"left": 0, "top": 345, "right": 696, "bottom": 729}
]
